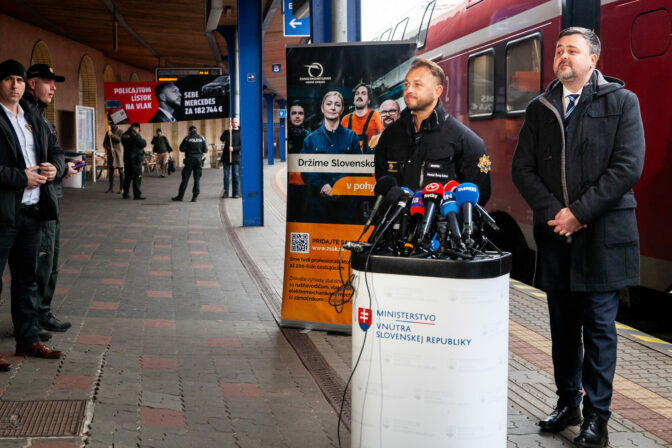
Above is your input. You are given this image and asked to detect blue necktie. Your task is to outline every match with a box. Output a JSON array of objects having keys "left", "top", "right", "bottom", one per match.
[{"left": 564, "top": 94, "right": 579, "bottom": 132}]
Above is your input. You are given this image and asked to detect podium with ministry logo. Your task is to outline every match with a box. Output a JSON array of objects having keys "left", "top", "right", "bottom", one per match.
[{"left": 349, "top": 252, "right": 512, "bottom": 448}]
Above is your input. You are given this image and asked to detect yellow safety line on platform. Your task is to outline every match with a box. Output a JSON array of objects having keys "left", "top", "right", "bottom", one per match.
[
  {"left": 616, "top": 323, "right": 636, "bottom": 330},
  {"left": 632, "top": 334, "right": 672, "bottom": 346},
  {"left": 531, "top": 292, "right": 546, "bottom": 298},
  {"left": 509, "top": 320, "right": 672, "bottom": 420},
  {"left": 514, "top": 285, "right": 537, "bottom": 290}
]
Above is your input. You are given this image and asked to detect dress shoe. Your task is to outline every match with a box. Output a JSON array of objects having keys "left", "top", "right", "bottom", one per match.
[
  {"left": 105, "top": 188, "right": 114, "bottom": 193},
  {"left": 574, "top": 412, "right": 608, "bottom": 447},
  {"left": 538, "top": 405, "right": 581, "bottom": 433},
  {"left": 232, "top": 194, "right": 240, "bottom": 198},
  {"left": 38, "top": 328, "right": 52, "bottom": 341},
  {"left": 171, "top": 196, "right": 183, "bottom": 201},
  {"left": 15, "top": 342, "right": 63, "bottom": 359},
  {"left": 134, "top": 196, "right": 146, "bottom": 200},
  {"left": 221, "top": 192, "right": 229, "bottom": 198},
  {"left": 39, "top": 313, "right": 71, "bottom": 332},
  {"left": 191, "top": 197, "right": 198, "bottom": 202},
  {"left": 0, "top": 358, "right": 11, "bottom": 372},
  {"left": 122, "top": 194, "right": 130, "bottom": 199}
]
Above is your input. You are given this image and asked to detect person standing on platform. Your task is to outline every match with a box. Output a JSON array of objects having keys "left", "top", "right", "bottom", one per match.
[
  {"left": 151, "top": 128, "right": 172, "bottom": 177},
  {"left": 103, "top": 124, "right": 124, "bottom": 192},
  {"left": 512, "top": 27, "right": 645, "bottom": 448},
  {"left": 172, "top": 126, "right": 207, "bottom": 202},
  {"left": 25, "top": 63, "right": 81, "bottom": 336},
  {"left": 341, "top": 83, "right": 383, "bottom": 152},
  {"left": 374, "top": 58, "right": 491, "bottom": 201},
  {"left": 121, "top": 122, "right": 147, "bottom": 200},
  {"left": 220, "top": 117, "right": 241, "bottom": 198},
  {"left": 0, "top": 59, "right": 65, "bottom": 371}
]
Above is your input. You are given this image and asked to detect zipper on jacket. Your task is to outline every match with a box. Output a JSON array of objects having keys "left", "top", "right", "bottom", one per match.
[{"left": 539, "top": 96, "right": 570, "bottom": 208}]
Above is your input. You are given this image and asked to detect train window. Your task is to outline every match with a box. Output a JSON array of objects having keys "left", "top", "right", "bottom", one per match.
[
  {"left": 380, "top": 28, "right": 392, "bottom": 41},
  {"left": 393, "top": 18, "right": 409, "bottom": 40},
  {"left": 417, "top": 0, "right": 436, "bottom": 49},
  {"left": 467, "top": 50, "right": 495, "bottom": 119},
  {"left": 506, "top": 35, "right": 542, "bottom": 114}
]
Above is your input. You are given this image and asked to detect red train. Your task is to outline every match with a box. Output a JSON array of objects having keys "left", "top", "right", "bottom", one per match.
[{"left": 370, "top": 0, "right": 672, "bottom": 293}]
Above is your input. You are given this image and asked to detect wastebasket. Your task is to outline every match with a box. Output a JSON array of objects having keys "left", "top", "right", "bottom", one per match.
[
  {"left": 349, "top": 252, "right": 512, "bottom": 448},
  {"left": 62, "top": 152, "right": 84, "bottom": 188}
]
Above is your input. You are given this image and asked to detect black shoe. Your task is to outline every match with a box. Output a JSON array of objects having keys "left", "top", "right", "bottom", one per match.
[
  {"left": 538, "top": 405, "right": 581, "bottom": 433},
  {"left": 221, "top": 193, "right": 229, "bottom": 198},
  {"left": 574, "top": 412, "right": 608, "bottom": 447},
  {"left": 38, "top": 328, "right": 52, "bottom": 342},
  {"left": 191, "top": 197, "right": 197, "bottom": 202},
  {"left": 122, "top": 195, "right": 130, "bottom": 199},
  {"left": 171, "top": 196, "right": 183, "bottom": 201},
  {"left": 39, "top": 313, "right": 72, "bottom": 332},
  {"left": 134, "top": 196, "right": 146, "bottom": 200},
  {"left": 232, "top": 194, "right": 240, "bottom": 198}
]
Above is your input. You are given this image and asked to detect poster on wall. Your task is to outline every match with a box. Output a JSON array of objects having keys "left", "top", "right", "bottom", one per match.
[
  {"left": 281, "top": 42, "right": 417, "bottom": 331},
  {"left": 104, "top": 75, "right": 230, "bottom": 124}
]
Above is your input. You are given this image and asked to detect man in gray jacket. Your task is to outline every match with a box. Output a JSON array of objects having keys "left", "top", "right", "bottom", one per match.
[{"left": 512, "top": 28, "right": 645, "bottom": 448}]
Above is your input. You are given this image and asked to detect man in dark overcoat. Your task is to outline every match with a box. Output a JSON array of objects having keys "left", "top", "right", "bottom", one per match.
[{"left": 512, "top": 28, "right": 645, "bottom": 448}]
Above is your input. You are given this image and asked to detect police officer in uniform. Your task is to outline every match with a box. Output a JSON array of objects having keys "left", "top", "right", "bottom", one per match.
[
  {"left": 374, "top": 58, "right": 491, "bottom": 203},
  {"left": 172, "top": 125, "right": 207, "bottom": 202},
  {"left": 121, "top": 122, "right": 147, "bottom": 200}
]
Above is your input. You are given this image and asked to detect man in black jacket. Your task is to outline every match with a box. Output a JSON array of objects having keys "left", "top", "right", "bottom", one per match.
[
  {"left": 172, "top": 126, "right": 207, "bottom": 202},
  {"left": 25, "top": 63, "right": 80, "bottom": 335},
  {"left": 220, "top": 117, "right": 241, "bottom": 198},
  {"left": 512, "top": 28, "right": 645, "bottom": 448},
  {"left": 121, "top": 122, "right": 147, "bottom": 200},
  {"left": 374, "top": 58, "right": 490, "bottom": 203},
  {"left": 0, "top": 59, "right": 65, "bottom": 370}
]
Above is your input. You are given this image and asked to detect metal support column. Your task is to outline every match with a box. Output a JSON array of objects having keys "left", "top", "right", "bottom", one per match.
[
  {"left": 236, "top": 0, "right": 263, "bottom": 226},
  {"left": 216, "top": 25, "right": 237, "bottom": 117},
  {"left": 264, "top": 93, "right": 276, "bottom": 165},
  {"left": 310, "top": 0, "right": 331, "bottom": 43},
  {"left": 347, "top": 0, "right": 361, "bottom": 42},
  {"left": 277, "top": 99, "right": 286, "bottom": 162}
]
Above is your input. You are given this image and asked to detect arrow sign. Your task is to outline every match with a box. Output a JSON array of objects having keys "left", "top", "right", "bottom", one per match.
[{"left": 283, "top": 0, "right": 310, "bottom": 37}]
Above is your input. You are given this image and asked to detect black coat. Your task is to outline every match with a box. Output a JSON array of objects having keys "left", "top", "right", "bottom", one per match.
[
  {"left": 374, "top": 100, "right": 491, "bottom": 204},
  {"left": 0, "top": 104, "right": 63, "bottom": 226},
  {"left": 179, "top": 132, "right": 207, "bottom": 159},
  {"left": 512, "top": 70, "right": 645, "bottom": 292},
  {"left": 220, "top": 128, "right": 241, "bottom": 164},
  {"left": 121, "top": 128, "right": 147, "bottom": 165}
]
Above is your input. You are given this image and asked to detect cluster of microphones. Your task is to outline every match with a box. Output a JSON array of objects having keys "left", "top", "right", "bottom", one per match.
[{"left": 347, "top": 175, "right": 502, "bottom": 259}]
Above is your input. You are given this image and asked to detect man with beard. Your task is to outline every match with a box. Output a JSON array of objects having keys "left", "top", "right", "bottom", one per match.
[
  {"left": 512, "top": 28, "right": 645, "bottom": 448},
  {"left": 341, "top": 83, "right": 383, "bottom": 152},
  {"left": 367, "top": 99, "right": 400, "bottom": 151},
  {"left": 150, "top": 82, "right": 182, "bottom": 123},
  {"left": 374, "top": 58, "right": 490, "bottom": 201},
  {"left": 287, "top": 101, "right": 309, "bottom": 154}
]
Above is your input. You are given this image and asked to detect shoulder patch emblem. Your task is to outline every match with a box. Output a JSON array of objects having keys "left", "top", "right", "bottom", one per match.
[{"left": 477, "top": 155, "right": 491, "bottom": 174}]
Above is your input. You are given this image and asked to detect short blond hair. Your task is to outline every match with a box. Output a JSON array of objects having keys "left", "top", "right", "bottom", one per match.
[
  {"left": 409, "top": 58, "right": 445, "bottom": 86},
  {"left": 321, "top": 90, "right": 344, "bottom": 106}
]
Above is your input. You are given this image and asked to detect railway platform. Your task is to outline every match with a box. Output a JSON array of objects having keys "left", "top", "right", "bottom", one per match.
[{"left": 0, "top": 164, "right": 670, "bottom": 448}]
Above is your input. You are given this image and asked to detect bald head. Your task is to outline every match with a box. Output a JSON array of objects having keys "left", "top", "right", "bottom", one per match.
[{"left": 379, "top": 99, "right": 400, "bottom": 128}]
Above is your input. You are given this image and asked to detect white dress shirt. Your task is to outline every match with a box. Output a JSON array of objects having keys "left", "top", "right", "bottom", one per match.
[{"left": 0, "top": 102, "right": 40, "bottom": 205}]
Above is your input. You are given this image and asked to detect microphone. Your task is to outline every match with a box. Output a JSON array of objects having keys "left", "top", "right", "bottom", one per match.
[
  {"left": 454, "top": 183, "right": 479, "bottom": 245},
  {"left": 439, "top": 197, "right": 463, "bottom": 247},
  {"left": 362, "top": 175, "right": 397, "bottom": 235},
  {"left": 373, "top": 189, "right": 414, "bottom": 242},
  {"left": 368, "top": 186, "right": 404, "bottom": 243},
  {"left": 403, "top": 191, "right": 424, "bottom": 255},
  {"left": 475, "top": 204, "right": 500, "bottom": 231},
  {"left": 444, "top": 180, "right": 460, "bottom": 193},
  {"left": 417, "top": 183, "right": 445, "bottom": 247}
]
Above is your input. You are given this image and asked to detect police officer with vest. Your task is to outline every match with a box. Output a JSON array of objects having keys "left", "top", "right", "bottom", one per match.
[
  {"left": 172, "top": 125, "right": 207, "bottom": 202},
  {"left": 121, "top": 122, "right": 147, "bottom": 200}
]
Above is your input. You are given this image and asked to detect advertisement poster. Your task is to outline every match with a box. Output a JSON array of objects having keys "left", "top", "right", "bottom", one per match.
[
  {"left": 104, "top": 75, "right": 230, "bottom": 124},
  {"left": 281, "top": 42, "right": 416, "bottom": 331}
]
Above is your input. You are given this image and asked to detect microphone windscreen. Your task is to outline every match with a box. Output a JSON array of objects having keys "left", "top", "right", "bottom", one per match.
[
  {"left": 443, "top": 190, "right": 455, "bottom": 202},
  {"left": 440, "top": 199, "right": 460, "bottom": 217},
  {"left": 383, "top": 186, "right": 404, "bottom": 205},
  {"left": 374, "top": 175, "right": 397, "bottom": 196},
  {"left": 444, "top": 180, "right": 460, "bottom": 192},
  {"left": 454, "top": 183, "right": 479, "bottom": 206},
  {"left": 421, "top": 182, "right": 444, "bottom": 205},
  {"left": 410, "top": 191, "right": 425, "bottom": 216}
]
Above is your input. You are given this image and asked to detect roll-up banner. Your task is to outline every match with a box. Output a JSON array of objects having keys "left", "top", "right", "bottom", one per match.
[
  {"left": 104, "top": 75, "right": 230, "bottom": 124},
  {"left": 281, "top": 42, "right": 416, "bottom": 331}
]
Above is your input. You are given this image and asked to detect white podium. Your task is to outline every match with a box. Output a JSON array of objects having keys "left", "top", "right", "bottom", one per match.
[{"left": 349, "top": 253, "right": 511, "bottom": 448}]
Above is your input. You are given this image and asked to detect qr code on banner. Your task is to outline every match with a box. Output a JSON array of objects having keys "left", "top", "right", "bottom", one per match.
[{"left": 290, "top": 232, "right": 309, "bottom": 253}]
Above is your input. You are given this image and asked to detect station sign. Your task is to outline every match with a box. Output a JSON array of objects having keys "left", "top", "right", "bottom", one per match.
[
  {"left": 155, "top": 67, "right": 223, "bottom": 82},
  {"left": 283, "top": 0, "right": 310, "bottom": 37}
]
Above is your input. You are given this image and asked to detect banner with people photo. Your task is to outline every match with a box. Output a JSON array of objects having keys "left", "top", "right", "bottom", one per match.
[
  {"left": 281, "top": 42, "right": 416, "bottom": 331},
  {"left": 104, "top": 75, "right": 230, "bottom": 124}
]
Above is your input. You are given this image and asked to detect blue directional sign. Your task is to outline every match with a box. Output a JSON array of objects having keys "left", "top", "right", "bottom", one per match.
[
  {"left": 283, "top": 0, "right": 310, "bottom": 37},
  {"left": 278, "top": 109, "right": 287, "bottom": 118}
]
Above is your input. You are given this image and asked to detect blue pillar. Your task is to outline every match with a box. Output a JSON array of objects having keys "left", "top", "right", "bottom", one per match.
[
  {"left": 347, "top": 0, "right": 361, "bottom": 41},
  {"left": 310, "top": 0, "right": 331, "bottom": 43},
  {"left": 277, "top": 99, "right": 286, "bottom": 162},
  {"left": 264, "top": 93, "right": 276, "bottom": 165},
  {"left": 237, "top": 0, "right": 263, "bottom": 226},
  {"left": 216, "top": 26, "right": 237, "bottom": 118}
]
